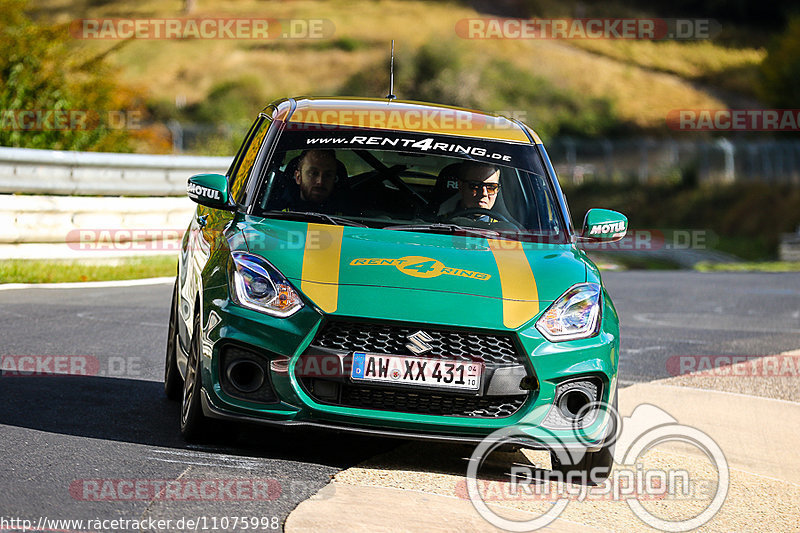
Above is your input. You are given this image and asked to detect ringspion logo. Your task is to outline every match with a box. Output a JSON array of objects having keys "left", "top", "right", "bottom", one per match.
[{"left": 454, "top": 476, "right": 670, "bottom": 502}]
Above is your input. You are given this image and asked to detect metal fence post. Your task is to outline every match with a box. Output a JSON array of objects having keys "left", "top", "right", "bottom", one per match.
[{"left": 715, "top": 138, "right": 735, "bottom": 183}]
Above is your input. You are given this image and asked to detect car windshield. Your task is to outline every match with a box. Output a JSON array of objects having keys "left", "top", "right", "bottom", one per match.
[{"left": 253, "top": 127, "right": 567, "bottom": 243}]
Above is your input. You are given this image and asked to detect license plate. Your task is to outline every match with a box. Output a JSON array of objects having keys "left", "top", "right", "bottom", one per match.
[{"left": 350, "top": 352, "right": 482, "bottom": 391}]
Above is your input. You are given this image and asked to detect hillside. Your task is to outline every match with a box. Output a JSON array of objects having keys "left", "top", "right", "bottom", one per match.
[{"left": 27, "top": 0, "right": 770, "bottom": 153}]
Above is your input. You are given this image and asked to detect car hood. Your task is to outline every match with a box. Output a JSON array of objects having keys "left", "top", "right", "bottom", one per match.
[{"left": 239, "top": 218, "right": 591, "bottom": 329}]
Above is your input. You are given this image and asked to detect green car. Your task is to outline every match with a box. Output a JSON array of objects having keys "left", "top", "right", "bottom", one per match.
[{"left": 165, "top": 96, "right": 627, "bottom": 479}]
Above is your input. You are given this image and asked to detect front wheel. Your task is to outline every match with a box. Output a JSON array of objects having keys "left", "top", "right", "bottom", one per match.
[
  {"left": 549, "top": 391, "right": 618, "bottom": 485},
  {"left": 180, "top": 312, "right": 207, "bottom": 440},
  {"left": 550, "top": 439, "right": 614, "bottom": 485},
  {"left": 164, "top": 279, "right": 182, "bottom": 401}
]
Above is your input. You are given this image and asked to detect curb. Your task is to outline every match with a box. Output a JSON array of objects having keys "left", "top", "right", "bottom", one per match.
[
  {"left": 0, "top": 277, "right": 174, "bottom": 291},
  {"left": 285, "top": 371, "right": 800, "bottom": 532}
]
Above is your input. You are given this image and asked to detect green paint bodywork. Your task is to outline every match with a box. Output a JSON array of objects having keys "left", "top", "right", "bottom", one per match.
[
  {"left": 174, "top": 96, "right": 622, "bottom": 447},
  {"left": 178, "top": 209, "right": 620, "bottom": 446},
  {"left": 187, "top": 173, "right": 230, "bottom": 210}
]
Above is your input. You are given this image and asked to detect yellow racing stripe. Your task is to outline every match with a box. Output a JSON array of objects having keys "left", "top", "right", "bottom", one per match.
[
  {"left": 488, "top": 240, "right": 539, "bottom": 329},
  {"left": 301, "top": 223, "right": 344, "bottom": 313}
]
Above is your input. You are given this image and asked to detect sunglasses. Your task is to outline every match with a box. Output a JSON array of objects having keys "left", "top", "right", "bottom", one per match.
[{"left": 461, "top": 180, "right": 500, "bottom": 194}]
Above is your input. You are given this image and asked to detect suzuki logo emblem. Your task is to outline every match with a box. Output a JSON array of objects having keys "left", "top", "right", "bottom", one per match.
[{"left": 406, "top": 331, "right": 434, "bottom": 355}]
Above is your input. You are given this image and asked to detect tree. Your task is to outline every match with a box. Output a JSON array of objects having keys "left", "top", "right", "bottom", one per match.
[
  {"left": 0, "top": 0, "right": 141, "bottom": 151},
  {"left": 758, "top": 16, "right": 800, "bottom": 108}
]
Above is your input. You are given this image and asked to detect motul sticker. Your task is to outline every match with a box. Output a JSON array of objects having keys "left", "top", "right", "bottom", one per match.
[
  {"left": 589, "top": 221, "right": 626, "bottom": 235},
  {"left": 188, "top": 183, "right": 221, "bottom": 200}
]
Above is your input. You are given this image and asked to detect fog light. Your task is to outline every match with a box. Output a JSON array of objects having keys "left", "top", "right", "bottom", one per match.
[
  {"left": 543, "top": 378, "right": 602, "bottom": 429},
  {"left": 226, "top": 360, "right": 265, "bottom": 393},
  {"left": 558, "top": 388, "right": 594, "bottom": 420}
]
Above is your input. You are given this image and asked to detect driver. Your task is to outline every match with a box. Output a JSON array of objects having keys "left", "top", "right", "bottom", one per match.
[
  {"left": 277, "top": 149, "right": 343, "bottom": 212},
  {"left": 438, "top": 162, "right": 501, "bottom": 220},
  {"left": 293, "top": 149, "right": 338, "bottom": 205}
]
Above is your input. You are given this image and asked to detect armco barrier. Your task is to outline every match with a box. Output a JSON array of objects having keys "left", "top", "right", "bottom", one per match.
[
  {"left": 0, "top": 195, "right": 195, "bottom": 244},
  {"left": 0, "top": 146, "right": 229, "bottom": 253},
  {"left": 0, "top": 146, "right": 231, "bottom": 196}
]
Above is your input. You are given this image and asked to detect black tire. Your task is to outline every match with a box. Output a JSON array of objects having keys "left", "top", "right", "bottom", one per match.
[
  {"left": 551, "top": 440, "right": 615, "bottom": 486},
  {"left": 180, "top": 311, "right": 207, "bottom": 441},
  {"left": 550, "top": 390, "right": 618, "bottom": 486},
  {"left": 164, "top": 279, "right": 182, "bottom": 401}
]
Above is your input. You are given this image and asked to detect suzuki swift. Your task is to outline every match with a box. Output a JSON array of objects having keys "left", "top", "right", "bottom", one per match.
[{"left": 164, "top": 96, "right": 628, "bottom": 479}]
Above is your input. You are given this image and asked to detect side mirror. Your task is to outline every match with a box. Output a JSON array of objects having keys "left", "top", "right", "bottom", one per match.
[
  {"left": 187, "top": 174, "right": 233, "bottom": 210},
  {"left": 580, "top": 208, "right": 628, "bottom": 242}
]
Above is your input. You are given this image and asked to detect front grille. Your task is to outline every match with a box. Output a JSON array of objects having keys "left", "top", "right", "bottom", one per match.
[
  {"left": 339, "top": 385, "right": 526, "bottom": 418},
  {"left": 300, "top": 320, "right": 531, "bottom": 418},
  {"left": 313, "top": 320, "right": 523, "bottom": 365}
]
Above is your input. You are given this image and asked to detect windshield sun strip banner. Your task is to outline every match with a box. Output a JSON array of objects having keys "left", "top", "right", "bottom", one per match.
[{"left": 272, "top": 129, "right": 538, "bottom": 167}]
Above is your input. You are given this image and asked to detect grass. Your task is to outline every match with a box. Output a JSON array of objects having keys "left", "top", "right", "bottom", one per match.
[
  {"left": 565, "top": 40, "right": 766, "bottom": 97},
  {"left": 0, "top": 256, "right": 177, "bottom": 284},
  {"left": 586, "top": 252, "right": 681, "bottom": 271},
  {"left": 564, "top": 182, "right": 800, "bottom": 262},
  {"left": 695, "top": 261, "right": 800, "bottom": 272}
]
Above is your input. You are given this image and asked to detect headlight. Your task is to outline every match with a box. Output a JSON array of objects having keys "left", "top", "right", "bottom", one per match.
[
  {"left": 230, "top": 252, "right": 303, "bottom": 317},
  {"left": 535, "top": 283, "right": 601, "bottom": 342}
]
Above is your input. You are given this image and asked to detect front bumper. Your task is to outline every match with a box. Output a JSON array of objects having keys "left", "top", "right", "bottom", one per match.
[{"left": 197, "top": 294, "right": 619, "bottom": 450}]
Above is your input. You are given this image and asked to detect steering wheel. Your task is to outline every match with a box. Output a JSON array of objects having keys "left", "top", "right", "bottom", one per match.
[{"left": 446, "top": 208, "right": 519, "bottom": 227}]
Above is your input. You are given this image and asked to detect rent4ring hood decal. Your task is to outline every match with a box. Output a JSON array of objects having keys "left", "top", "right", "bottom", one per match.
[{"left": 240, "top": 219, "right": 592, "bottom": 327}]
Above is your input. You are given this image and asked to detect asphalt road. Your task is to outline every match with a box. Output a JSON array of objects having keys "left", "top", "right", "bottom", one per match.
[
  {"left": 604, "top": 271, "right": 800, "bottom": 384},
  {"left": 0, "top": 271, "right": 798, "bottom": 531}
]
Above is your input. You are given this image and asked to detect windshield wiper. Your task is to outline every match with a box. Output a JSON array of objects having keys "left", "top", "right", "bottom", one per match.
[
  {"left": 261, "top": 211, "right": 368, "bottom": 227},
  {"left": 386, "top": 223, "right": 501, "bottom": 239}
]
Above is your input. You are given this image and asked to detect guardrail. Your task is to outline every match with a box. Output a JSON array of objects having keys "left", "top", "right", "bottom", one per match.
[
  {"left": 0, "top": 147, "right": 230, "bottom": 253},
  {"left": 548, "top": 137, "right": 800, "bottom": 185},
  {"left": 0, "top": 146, "right": 231, "bottom": 196},
  {"left": 0, "top": 195, "right": 195, "bottom": 245},
  {"left": 780, "top": 231, "right": 800, "bottom": 262}
]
